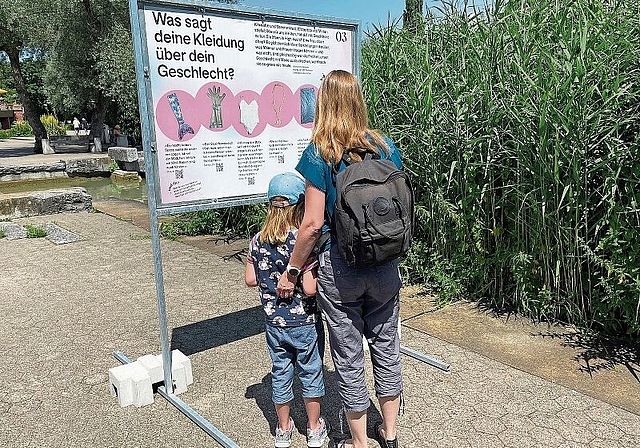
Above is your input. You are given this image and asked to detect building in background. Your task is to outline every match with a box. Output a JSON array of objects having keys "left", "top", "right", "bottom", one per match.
[{"left": 0, "top": 88, "right": 24, "bottom": 129}]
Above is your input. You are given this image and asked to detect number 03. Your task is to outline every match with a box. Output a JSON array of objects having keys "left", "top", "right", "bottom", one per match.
[{"left": 335, "top": 31, "right": 348, "bottom": 42}]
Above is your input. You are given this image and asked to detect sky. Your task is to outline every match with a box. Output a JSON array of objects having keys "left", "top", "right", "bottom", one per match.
[{"left": 239, "top": 0, "right": 407, "bottom": 30}]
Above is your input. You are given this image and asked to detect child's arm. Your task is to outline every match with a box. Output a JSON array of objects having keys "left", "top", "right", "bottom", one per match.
[
  {"left": 300, "top": 255, "right": 319, "bottom": 296},
  {"left": 301, "top": 266, "right": 317, "bottom": 296},
  {"left": 245, "top": 235, "right": 258, "bottom": 287},
  {"left": 245, "top": 259, "right": 258, "bottom": 287}
]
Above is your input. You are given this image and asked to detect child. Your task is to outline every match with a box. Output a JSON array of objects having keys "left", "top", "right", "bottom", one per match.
[{"left": 245, "top": 172, "right": 328, "bottom": 448}]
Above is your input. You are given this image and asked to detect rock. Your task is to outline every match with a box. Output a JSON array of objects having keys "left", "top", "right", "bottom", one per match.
[
  {"left": 108, "top": 147, "right": 145, "bottom": 173},
  {"left": 0, "top": 187, "right": 93, "bottom": 219},
  {"left": 0, "top": 163, "right": 67, "bottom": 182},
  {"left": 108, "top": 146, "right": 139, "bottom": 163},
  {"left": 65, "top": 157, "right": 112, "bottom": 177},
  {"left": 116, "top": 136, "right": 129, "bottom": 147},
  {"left": 111, "top": 170, "right": 141, "bottom": 183}
]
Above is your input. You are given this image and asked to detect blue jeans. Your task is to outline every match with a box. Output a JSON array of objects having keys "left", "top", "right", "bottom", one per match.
[{"left": 265, "top": 321, "right": 325, "bottom": 404}]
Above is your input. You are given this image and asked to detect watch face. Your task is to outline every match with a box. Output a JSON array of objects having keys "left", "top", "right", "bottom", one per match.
[{"left": 287, "top": 266, "right": 301, "bottom": 276}]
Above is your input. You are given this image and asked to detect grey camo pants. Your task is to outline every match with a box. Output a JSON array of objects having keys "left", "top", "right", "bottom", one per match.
[{"left": 317, "top": 245, "right": 403, "bottom": 413}]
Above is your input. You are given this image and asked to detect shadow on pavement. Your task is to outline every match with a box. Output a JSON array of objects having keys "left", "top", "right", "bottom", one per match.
[
  {"left": 171, "top": 305, "right": 264, "bottom": 355},
  {"left": 535, "top": 330, "right": 640, "bottom": 381},
  {"left": 244, "top": 370, "right": 383, "bottom": 442}
]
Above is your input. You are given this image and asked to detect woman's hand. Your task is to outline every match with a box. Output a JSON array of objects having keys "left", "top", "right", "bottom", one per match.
[{"left": 276, "top": 272, "right": 296, "bottom": 298}]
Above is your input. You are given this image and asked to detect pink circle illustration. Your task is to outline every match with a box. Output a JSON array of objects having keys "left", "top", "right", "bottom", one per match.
[
  {"left": 294, "top": 84, "right": 318, "bottom": 128},
  {"left": 232, "top": 90, "right": 266, "bottom": 138},
  {"left": 155, "top": 90, "right": 199, "bottom": 142},
  {"left": 260, "top": 82, "right": 295, "bottom": 128},
  {"left": 195, "top": 83, "right": 236, "bottom": 132}
]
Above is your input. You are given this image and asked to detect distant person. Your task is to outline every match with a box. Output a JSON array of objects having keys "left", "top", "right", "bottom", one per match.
[
  {"left": 102, "top": 124, "right": 111, "bottom": 144},
  {"left": 112, "top": 125, "right": 122, "bottom": 144},
  {"left": 72, "top": 117, "right": 80, "bottom": 136},
  {"left": 245, "top": 172, "right": 328, "bottom": 448},
  {"left": 81, "top": 117, "right": 88, "bottom": 134}
]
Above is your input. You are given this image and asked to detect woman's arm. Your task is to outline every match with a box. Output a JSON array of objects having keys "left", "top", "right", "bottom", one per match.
[{"left": 277, "top": 181, "right": 325, "bottom": 297}]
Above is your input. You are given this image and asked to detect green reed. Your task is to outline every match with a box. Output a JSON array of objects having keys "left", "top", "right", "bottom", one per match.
[{"left": 363, "top": 0, "right": 640, "bottom": 336}]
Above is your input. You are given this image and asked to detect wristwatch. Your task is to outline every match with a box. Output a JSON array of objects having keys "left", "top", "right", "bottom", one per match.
[{"left": 286, "top": 264, "right": 301, "bottom": 277}]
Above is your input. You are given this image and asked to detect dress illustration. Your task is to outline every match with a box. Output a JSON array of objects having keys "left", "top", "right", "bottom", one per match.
[{"left": 239, "top": 98, "right": 260, "bottom": 135}]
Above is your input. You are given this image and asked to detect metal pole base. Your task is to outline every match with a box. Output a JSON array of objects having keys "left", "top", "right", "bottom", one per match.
[
  {"left": 114, "top": 350, "right": 240, "bottom": 448},
  {"left": 400, "top": 345, "right": 451, "bottom": 371}
]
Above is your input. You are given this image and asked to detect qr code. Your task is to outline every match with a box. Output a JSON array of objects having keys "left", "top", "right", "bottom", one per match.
[
  {"left": 216, "top": 163, "right": 224, "bottom": 172},
  {"left": 248, "top": 176, "right": 255, "bottom": 186},
  {"left": 175, "top": 169, "right": 184, "bottom": 179},
  {"left": 277, "top": 155, "right": 284, "bottom": 164}
]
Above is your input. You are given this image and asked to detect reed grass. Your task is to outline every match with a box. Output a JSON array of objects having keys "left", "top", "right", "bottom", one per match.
[{"left": 363, "top": 0, "right": 640, "bottom": 337}]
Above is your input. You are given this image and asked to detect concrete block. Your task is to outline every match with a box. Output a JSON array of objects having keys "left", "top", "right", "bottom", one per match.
[
  {"left": 154, "top": 349, "right": 193, "bottom": 394},
  {"left": 108, "top": 146, "right": 139, "bottom": 162},
  {"left": 130, "top": 365, "right": 154, "bottom": 407},
  {"left": 137, "top": 354, "right": 164, "bottom": 384},
  {"left": 108, "top": 361, "right": 153, "bottom": 407},
  {"left": 172, "top": 350, "right": 194, "bottom": 385}
]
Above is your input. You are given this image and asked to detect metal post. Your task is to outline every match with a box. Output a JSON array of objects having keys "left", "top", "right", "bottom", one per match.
[{"left": 129, "top": 0, "right": 173, "bottom": 394}]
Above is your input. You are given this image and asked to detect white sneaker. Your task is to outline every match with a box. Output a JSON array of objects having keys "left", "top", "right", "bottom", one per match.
[
  {"left": 274, "top": 417, "right": 294, "bottom": 448},
  {"left": 306, "top": 416, "right": 328, "bottom": 447}
]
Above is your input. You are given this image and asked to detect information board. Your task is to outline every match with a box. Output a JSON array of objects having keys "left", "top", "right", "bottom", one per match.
[{"left": 132, "top": 0, "right": 359, "bottom": 211}]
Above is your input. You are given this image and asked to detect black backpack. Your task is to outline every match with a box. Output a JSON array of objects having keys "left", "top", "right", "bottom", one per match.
[{"left": 332, "top": 148, "right": 414, "bottom": 267}]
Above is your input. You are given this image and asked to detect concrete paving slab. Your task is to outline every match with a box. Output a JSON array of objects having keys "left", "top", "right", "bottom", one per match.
[
  {"left": 44, "top": 222, "right": 83, "bottom": 244},
  {"left": 0, "top": 221, "right": 27, "bottom": 239}
]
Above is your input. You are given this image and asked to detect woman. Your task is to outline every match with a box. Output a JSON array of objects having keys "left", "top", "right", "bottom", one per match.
[{"left": 277, "top": 70, "right": 403, "bottom": 448}]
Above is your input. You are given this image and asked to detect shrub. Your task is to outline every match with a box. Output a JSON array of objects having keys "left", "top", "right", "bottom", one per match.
[
  {"left": 160, "top": 204, "right": 267, "bottom": 241},
  {"left": 10, "top": 120, "right": 33, "bottom": 137},
  {"left": 24, "top": 224, "right": 46, "bottom": 238},
  {"left": 363, "top": 0, "right": 640, "bottom": 337},
  {"left": 40, "top": 115, "right": 67, "bottom": 137}
]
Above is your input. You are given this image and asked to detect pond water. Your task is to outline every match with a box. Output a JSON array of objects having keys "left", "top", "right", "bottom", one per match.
[{"left": 0, "top": 176, "right": 148, "bottom": 203}]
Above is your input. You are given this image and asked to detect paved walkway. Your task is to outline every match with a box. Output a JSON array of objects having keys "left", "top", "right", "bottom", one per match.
[{"left": 1, "top": 137, "right": 639, "bottom": 447}]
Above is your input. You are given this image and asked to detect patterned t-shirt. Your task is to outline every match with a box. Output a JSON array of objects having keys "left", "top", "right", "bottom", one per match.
[{"left": 247, "top": 228, "right": 319, "bottom": 327}]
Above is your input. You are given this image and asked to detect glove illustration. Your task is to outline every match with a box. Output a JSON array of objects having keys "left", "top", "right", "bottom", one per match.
[{"left": 207, "top": 86, "right": 226, "bottom": 129}]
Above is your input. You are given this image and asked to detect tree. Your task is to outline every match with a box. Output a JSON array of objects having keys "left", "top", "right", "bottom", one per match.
[
  {"left": 0, "top": 2, "right": 49, "bottom": 153},
  {"left": 1, "top": 0, "right": 241, "bottom": 153}
]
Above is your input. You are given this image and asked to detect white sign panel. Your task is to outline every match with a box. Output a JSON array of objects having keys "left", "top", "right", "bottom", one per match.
[{"left": 138, "top": 3, "right": 356, "bottom": 207}]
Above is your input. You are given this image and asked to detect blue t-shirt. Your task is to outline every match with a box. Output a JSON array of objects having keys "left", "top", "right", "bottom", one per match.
[
  {"left": 248, "top": 228, "right": 319, "bottom": 327},
  {"left": 295, "top": 135, "right": 403, "bottom": 245}
]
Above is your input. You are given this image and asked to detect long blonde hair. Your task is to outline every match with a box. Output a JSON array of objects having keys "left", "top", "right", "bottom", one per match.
[
  {"left": 311, "top": 70, "right": 388, "bottom": 164},
  {"left": 260, "top": 200, "right": 305, "bottom": 245}
]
